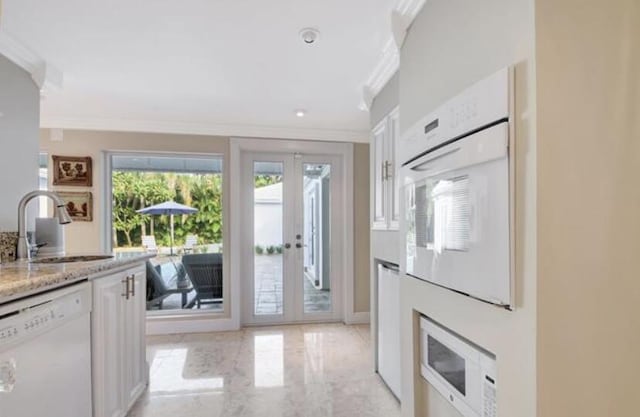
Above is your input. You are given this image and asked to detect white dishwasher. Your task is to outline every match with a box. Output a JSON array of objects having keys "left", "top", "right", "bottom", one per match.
[
  {"left": 0, "top": 282, "right": 92, "bottom": 417},
  {"left": 377, "top": 263, "right": 401, "bottom": 400}
]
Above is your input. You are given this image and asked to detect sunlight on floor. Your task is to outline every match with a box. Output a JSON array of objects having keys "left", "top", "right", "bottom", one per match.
[{"left": 127, "top": 323, "right": 400, "bottom": 417}]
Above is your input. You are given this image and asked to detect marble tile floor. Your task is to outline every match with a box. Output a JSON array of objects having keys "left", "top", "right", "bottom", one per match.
[{"left": 127, "top": 323, "right": 400, "bottom": 417}]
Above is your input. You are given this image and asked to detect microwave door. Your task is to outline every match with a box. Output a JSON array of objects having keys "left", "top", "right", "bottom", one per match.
[{"left": 403, "top": 122, "right": 511, "bottom": 306}]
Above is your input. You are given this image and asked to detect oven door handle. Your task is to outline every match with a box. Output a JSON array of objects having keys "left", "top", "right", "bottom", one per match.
[{"left": 410, "top": 148, "right": 460, "bottom": 172}]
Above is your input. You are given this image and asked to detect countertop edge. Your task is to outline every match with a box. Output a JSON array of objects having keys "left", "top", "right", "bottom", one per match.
[{"left": 0, "top": 254, "right": 155, "bottom": 305}]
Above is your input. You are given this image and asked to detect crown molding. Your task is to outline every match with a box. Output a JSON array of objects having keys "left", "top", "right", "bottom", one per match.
[
  {"left": 359, "top": 0, "right": 427, "bottom": 111},
  {"left": 0, "top": 29, "right": 63, "bottom": 91},
  {"left": 359, "top": 39, "right": 399, "bottom": 112},
  {"left": 40, "top": 116, "right": 370, "bottom": 143}
]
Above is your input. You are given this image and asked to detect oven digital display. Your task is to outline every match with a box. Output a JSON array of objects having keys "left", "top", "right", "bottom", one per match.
[{"left": 427, "top": 335, "right": 466, "bottom": 396}]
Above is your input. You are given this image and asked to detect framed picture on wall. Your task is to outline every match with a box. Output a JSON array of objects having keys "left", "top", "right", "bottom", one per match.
[
  {"left": 57, "top": 191, "right": 93, "bottom": 222},
  {"left": 52, "top": 155, "right": 93, "bottom": 186}
]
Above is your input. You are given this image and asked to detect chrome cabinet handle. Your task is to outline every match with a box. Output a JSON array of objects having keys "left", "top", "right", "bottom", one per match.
[
  {"left": 122, "top": 277, "right": 130, "bottom": 300},
  {"left": 129, "top": 275, "right": 135, "bottom": 297}
]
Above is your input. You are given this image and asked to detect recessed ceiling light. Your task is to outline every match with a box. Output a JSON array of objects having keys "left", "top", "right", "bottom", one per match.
[
  {"left": 295, "top": 109, "right": 306, "bottom": 118},
  {"left": 299, "top": 28, "right": 321, "bottom": 45}
]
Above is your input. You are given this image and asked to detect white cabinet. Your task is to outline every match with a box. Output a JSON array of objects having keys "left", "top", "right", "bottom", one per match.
[
  {"left": 372, "top": 107, "right": 400, "bottom": 230},
  {"left": 377, "top": 264, "right": 401, "bottom": 399},
  {"left": 92, "top": 265, "right": 147, "bottom": 417}
]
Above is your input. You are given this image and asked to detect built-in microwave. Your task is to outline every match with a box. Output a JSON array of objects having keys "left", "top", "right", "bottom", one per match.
[
  {"left": 400, "top": 67, "right": 514, "bottom": 308},
  {"left": 420, "top": 317, "right": 497, "bottom": 417}
]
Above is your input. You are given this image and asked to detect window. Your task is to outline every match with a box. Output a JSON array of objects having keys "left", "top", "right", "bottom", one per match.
[
  {"left": 38, "top": 152, "right": 48, "bottom": 218},
  {"left": 109, "top": 154, "right": 224, "bottom": 314}
]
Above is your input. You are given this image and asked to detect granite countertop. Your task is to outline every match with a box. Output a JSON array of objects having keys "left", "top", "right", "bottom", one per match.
[{"left": 0, "top": 252, "right": 154, "bottom": 305}]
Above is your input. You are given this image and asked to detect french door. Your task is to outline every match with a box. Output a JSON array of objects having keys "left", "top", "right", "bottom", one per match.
[{"left": 242, "top": 152, "right": 343, "bottom": 325}]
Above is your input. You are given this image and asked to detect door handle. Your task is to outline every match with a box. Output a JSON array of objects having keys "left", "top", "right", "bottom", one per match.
[
  {"left": 410, "top": 148, "right": 460, "bottom": 172},
  {"left": 295, "top": 243, "right": 303, "bottom": 249},
  {"left": 284, "top": 243, "right": 291, "bottom": 249}
]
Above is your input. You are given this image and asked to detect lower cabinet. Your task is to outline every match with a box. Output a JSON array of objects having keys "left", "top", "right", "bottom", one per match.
[{"left": 92, "top": 265, "right": 147, "bottom": 417}]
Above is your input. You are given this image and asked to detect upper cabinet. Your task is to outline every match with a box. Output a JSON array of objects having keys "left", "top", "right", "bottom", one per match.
[{"left": 372, "top": 107, "right": 400, "bottom": 231}]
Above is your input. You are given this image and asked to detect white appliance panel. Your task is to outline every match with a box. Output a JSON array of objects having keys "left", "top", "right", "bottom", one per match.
[
  {"left": 403, "top": 123, "right": 511, "bottom": 306},
  {"left": 377, "top": 264, "right": 402, "bottom": 399},
  {"left": 0, "top": 284, "right": 92, "bottom": 417},
  {"left": 420, "top": 317, "right": 497, "bottom": 417},
  {"left": 398, "top": 68, "right": 511, "bottom": 166}
]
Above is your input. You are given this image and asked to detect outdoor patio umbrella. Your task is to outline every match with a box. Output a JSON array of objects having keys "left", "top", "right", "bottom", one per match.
[{"left": 137, "top": 201, "right": 198, "bottom": 255}]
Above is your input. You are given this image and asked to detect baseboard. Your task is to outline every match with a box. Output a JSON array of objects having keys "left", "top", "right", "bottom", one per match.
[
  {"left": 345, "top": 311, "right": 371, "bottom": 325},
  {"left": 146, "top": 316, "right": 240, "bottom": 335}
]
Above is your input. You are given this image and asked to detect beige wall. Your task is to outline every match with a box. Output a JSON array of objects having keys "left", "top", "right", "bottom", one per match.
[
  {"left": 0, "top": 54, "right": 40, "bottom": 231},
  {"left": 353, "top": 143, "right": 371, "bottom": 313},
  {"left": 39, "top": 129, "right": 230, "bottom": 254},
  {"left": 536, "top": 1, "right": 640, "bottom": 416},
  {"left": 398, "top": 0, "right": 537, "bottom": 416}
]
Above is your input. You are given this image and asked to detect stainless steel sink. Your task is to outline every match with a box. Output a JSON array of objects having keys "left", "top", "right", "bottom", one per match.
[{"left": 30, "top": 255, "right": 114, "bottom": 264}]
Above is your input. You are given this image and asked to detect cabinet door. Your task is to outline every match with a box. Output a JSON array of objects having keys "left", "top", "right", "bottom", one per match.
[
  {"left": 372, "top": 120, "right": 388, "bottom": 229},
  {"left": 123, "top": 269, "right": 148, "bottom": 409},
  {"left": 388, "top": 109, "right": 400, "bottom": 229},
  {"left": 92, "top": 273, "right": 127, "bottom": 417}
]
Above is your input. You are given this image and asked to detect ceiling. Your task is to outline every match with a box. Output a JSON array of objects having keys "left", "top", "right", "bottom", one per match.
[{"left": 1, "top": 0, "right": 400, "bottom": 141}]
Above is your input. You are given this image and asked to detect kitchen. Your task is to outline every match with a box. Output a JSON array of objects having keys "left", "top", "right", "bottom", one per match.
[{"left": 1, "top": 0, "right": 640, "bottom": 417}]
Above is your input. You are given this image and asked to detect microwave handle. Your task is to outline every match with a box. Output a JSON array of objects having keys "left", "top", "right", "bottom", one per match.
[{"left": 410, "top": 148, "right": 460, "bottom": 172}]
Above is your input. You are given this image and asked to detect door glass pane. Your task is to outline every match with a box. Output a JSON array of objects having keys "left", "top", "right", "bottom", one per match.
[
  {"left": 253, "top": 162, "right": 284, "bottom": 316},
  {"left": 302, "top": 163, "right": 332, "bottom": 313}
]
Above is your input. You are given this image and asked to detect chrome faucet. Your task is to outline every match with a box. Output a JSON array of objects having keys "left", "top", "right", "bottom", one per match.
[{"left": 17, "top": 191, "right": 72, "bottom": 260}]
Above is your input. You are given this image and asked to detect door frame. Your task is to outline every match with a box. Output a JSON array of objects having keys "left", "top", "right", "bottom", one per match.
[
  {"left": 229, "top": 138, "right": 356, "bottom": 326},
  {"left": 241, "top": 152, "right": 343, "bottom": 325}
]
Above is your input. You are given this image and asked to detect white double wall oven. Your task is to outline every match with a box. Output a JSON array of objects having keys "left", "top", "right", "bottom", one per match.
[{"left": 400, "top": 67, "right": 515, "bottom": 308}]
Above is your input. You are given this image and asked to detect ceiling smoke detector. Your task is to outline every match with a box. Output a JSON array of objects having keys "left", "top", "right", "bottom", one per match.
[{"left": 299, "top": 28, "right": 321, "bottom": 45}]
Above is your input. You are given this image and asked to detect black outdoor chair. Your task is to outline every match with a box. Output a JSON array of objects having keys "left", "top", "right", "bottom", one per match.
[
  {"left": 146, "top": 261, "right": 193, "bottom": 309},
  {"left": 181, "top": 253, "right": 223, "bottom": 308}
]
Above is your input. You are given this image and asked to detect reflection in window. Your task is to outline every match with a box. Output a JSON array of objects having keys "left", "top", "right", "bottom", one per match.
[
  {"left": 431, "top": 176, "right": 470, "bottom": 252},
  {"left": 254, "top": 334, "right": 284, "bottom": 387}
]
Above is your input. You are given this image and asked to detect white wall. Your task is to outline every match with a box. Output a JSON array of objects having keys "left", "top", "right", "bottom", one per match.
[
  {"left": 0, "top": 54, "right": 40, "bottom": 231},
  {"left": 397, "top": 1, "right": 536, "bottom": 416}
]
